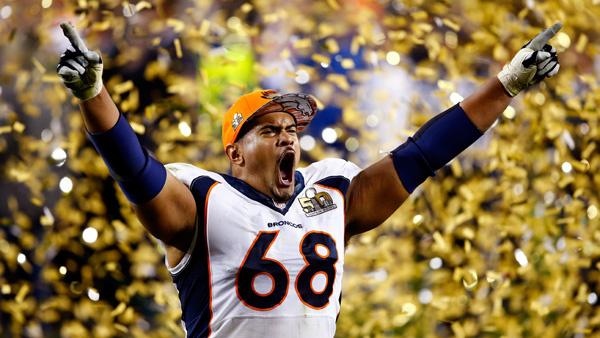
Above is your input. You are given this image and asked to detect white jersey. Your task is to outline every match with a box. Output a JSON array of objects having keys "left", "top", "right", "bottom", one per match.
[{"left": 165, "top": 158, "right": 361, "bottom": 338}]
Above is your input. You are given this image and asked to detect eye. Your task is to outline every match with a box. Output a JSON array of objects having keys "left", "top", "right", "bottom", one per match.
[
  {"left": 286, "top": 126, "right": 297, "bottom": 134},
  {"left": 261, "top": 127, "right": 276, "bottom": 135}
]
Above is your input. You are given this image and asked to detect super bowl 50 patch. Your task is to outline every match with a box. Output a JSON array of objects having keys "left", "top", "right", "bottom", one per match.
[{"left": 298, "top": 187, "right": 337, "bottom": 217}]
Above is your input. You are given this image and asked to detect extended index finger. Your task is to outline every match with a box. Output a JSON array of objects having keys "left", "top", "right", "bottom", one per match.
[
  {"left": 528, "top": 22, "right": 562, "bottom": 50},
  {"left": 60, "top": 22, "right": 89, "bottom": 53}
]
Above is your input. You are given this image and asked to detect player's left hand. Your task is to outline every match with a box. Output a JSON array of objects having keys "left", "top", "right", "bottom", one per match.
[
  {"left": 57, "top": 22, "right": 103, "bottom": 101},
  {"left": 497, "top": 23, "right": 562, "bottom": 97}
]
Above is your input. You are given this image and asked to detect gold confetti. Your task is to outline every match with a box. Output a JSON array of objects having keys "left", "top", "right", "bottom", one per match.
[
  {"left": 12, "top": 121, "right": 25, "bottom": 133},
  {"left": 128, "top": 121, "right": 145, "bottom": 135},
  {"left": 311, "top": 54, "right": 329, "bottom": 64},
  {"left": 135, "top": 1, "right": 152, "bottom": 11},
  {"left": 199, "top": 20, "right": 211, "bottom": 36},
  {"left": 445, "top": 31, "right": 458, "bottom": 48},
  {"left": 462, "top": 269, "right": 478, "bottom": 290},
  {"left": 388, "top": 30, "right": 407, "bottom": 41},
  {"left": 582, "top": 142, "right": 595, "bottom": 159},
  {"left": 433, "top": 231, "right": 449, "bottom": 252},
  {"left": 324, "top": 38, "right": 340, "bottom": 54},
  {"left": 174, "top": 38, "right": 183, "bottom": 59},
  {"left": 326, "top": 74, "right": 350, "bottom": 91},
  {"left": 325, "top": 0, "right": 340, "bottom": 10},
  {"left": 350, "top": 36, "right": 364, "bottom": 55},
  {"left": 340, "top": 58, "right": 355, "bottom": 69},
  {"left": 437, "top": 79, "right": 455, "bottom": 91},
  {"left": 15, "top": 284, "right": 30, "bottom": 303},
  {"left": 110, "top": 302, "right": 127, "bottom": 317},
  {"left": 113, "top": 81, "right": 134, "bottom": 95},
  {"left": 166, "top": 18, "right": 185, "bottom": 33},
  {"left": 3, "top": 2, "right": 600, "bottom": 337},
  {"left": 442, "top": 18, "right": 460, "bottom": 32},
  {"left": 575, "top": 34, "right": 588, "bottom": 53},
  {"left": 410, "top": 10, "right": 428, "bottom": 20},
  {"left": 91, "top": 21, "right": 111, "bottom": 31},
  {"left": 241, "top": 3, "right": 253, "bottom": 13},
  {"left": 32, "top": 57, "right": 46, "bottom": 73},
  {"left": 114, "top": 323, "right": 128, "bottom": 333},
  {"left": 293, "top": 38, "right": 311, "bottom": 49}
]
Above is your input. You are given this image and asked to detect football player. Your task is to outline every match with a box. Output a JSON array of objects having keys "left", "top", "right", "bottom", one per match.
[{"left": 57, "top": 21, "right": 560, "bottom": 337}]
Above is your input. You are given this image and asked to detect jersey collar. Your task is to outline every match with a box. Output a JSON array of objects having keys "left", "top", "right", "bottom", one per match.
[{"left": 221, "top": 171, "right": 305, "bottom": 215}]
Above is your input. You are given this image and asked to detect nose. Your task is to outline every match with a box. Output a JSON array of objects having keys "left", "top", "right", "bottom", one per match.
[{"left": 277, "top": 130, "right": 295, "bottom": 147}]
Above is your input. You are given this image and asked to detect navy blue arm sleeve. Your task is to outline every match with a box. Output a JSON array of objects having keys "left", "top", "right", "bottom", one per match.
[
  {"left": 390, "top": 103, "right": 483, "bottom": 193},
  {"left": 88, "top": 114, "right": 166, "bottom": 204}
]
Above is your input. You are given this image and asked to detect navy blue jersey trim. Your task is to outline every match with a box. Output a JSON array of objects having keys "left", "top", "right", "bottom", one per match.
[
  {"left": 221, "top": 171, "right": 305, "bottom": 215},
  {"left": 315, "top": 175, "right": 350, "bottom": 201},
  {"left": 173, "top": 175, "right": 217, "bottom": 338},
  {"left": 189, "top": 175, "right": 218, "bottom": 226}
]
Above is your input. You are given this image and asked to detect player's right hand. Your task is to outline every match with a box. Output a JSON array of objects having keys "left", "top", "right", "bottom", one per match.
[
  {"left": 497, "top": 23, "right": 562, "bottom": 97},
  {"left": 57, "top": 22, "right": 103, "bottom": 101}
]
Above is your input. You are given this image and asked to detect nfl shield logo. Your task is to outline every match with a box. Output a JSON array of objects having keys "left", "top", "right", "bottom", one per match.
[{"left": 232, "top": 113, "right": 243, "bottom": 131}]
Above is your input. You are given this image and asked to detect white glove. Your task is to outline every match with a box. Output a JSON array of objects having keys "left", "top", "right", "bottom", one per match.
[
  {"left": 57, "top": 22, "right": 103, "bottom": 101},
  {"left": 497, "top": 23, "right": 562, "bottom": 97}
]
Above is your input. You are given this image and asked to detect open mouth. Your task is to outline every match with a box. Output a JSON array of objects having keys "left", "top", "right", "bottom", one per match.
[{"left": 277, "top": 150, "right": 295, "bottom": 187}]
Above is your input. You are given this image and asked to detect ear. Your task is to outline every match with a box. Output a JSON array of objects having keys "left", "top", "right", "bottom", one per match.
[{"left": 226, "top": 143, "right": 244, "bottom": 166}]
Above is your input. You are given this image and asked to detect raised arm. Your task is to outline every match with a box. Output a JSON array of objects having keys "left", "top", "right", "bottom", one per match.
[
  {"left": 345, "top": 23, "right": 562, "bottom": 239},
  {"left": 57, "top": 23, "right": 196, "bottom": 267}
]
